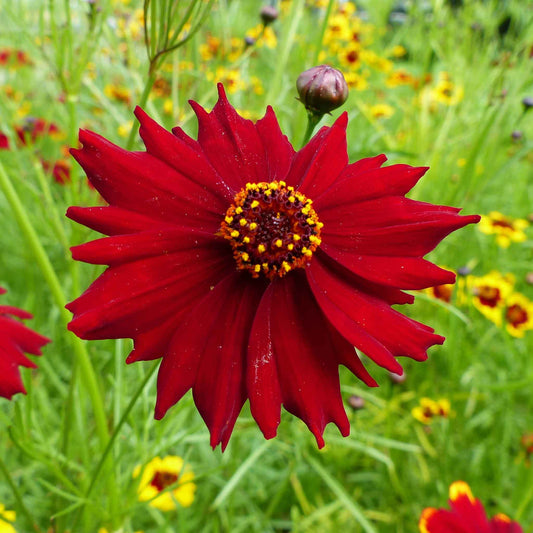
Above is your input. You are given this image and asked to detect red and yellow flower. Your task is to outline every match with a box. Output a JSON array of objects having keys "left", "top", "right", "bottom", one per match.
[
  {"left": 133, "top": 456, "right": 196, "bottom": 511},
  {"left": 0, "top": 287, "right": 50, "bottom": 400},
  {"left": 67, "top": 84, "right": 478, "bottom": 449},
  {"left": 478, "top": 212, "right": 529, "bottom": 248},
  {"left": 504, "top": 293, "right": 533, "bottom": 337},
  {"left": 412, "top": 398, "right": 451, "bottom": 424},
  {"left": 468, "top": 271, "right": 514, "bottom": 326},
  {"left": 419, "top": 481, "right": 522, "bottom": 532}
]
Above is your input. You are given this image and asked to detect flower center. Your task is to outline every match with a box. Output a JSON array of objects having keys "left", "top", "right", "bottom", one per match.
[
  {"left": 220, "top": 181, "right": 322, "bottom": 279},
  {"left": 150, "top": 471, "right": 179, "bottom": 492},
  {"left": 506, "top": 304, "right": 528, "bottom": 326}
]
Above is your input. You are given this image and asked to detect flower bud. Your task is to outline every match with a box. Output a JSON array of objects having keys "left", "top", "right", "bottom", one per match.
[
  {"left": 522, "top": 96, "right": 533, "bottom": 111},
  {"left": 260, "top": 5, "right": 279, "bottom": 25},
  {"left": 296, "top": 65, "right": 349, "bottom": 115},
  {"left": 347, "top": 395, "right": 365, "bottom": 411}
]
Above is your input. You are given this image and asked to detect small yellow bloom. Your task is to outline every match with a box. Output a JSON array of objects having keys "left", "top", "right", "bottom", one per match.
[
  {"left": 385, "top": 69, "right": 416, "bottom": 88},
  {"left": 344, "top": 71, "right": 368, "bottom": 91},
  {"left": 504, "top": 293, "right": 533, "bottom": 338},
  {"left": 467, "top": 271, "right": 514, "bottom": 326},
  {"left": 412, "top": 398, "right": 451, "bottom": 424},
  {"left": 369, "top": 103, "right": 394, "bottom": 119},
  {"left": 0, "top": 503, "right": 16, "bottom": 533},
  {"left": 431, "top": 73, "right": 463, "bottom": 105},
  {"left": 133, "top": 456, "right": 196, "bottom": 511},
  {"left": 118, "top": 121, "right": 133, "bottom": 138},
  {"left": 478, "top": 211, "right": 529, "bottom": 248},
  {"left": 390, "top": 45, "right": 407, "bottom": 58}
]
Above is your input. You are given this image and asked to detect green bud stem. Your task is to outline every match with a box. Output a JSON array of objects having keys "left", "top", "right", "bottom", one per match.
[{"left": 300, "top": 112, "right": 324, "bottom": 149}]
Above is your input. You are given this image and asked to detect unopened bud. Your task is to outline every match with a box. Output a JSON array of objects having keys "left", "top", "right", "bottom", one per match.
[
  {"left": 525, "top": 272, "right": 533, "bottom": 285},
  {"left": 522, "top": 97, "right": 533, "bottom": 111},
  {"left": 511, "top": 130, "right": 523, "bottom": 141},
  {"left": 347, "top": 395, "right": 365, "bottom": 411},
  {"left": 296, "top": 65, "right": 349, "bottom": 115},
  {"left": 260, "top": 5, "right": 279, "bottom": 25},
  {"left": 457, "top": 266, "right": 472, "bottom": 277}
]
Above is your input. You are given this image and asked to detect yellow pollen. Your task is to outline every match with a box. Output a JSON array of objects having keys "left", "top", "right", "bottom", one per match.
[{"left": 219, "top": 180, "right": 323, "bottom": 280}]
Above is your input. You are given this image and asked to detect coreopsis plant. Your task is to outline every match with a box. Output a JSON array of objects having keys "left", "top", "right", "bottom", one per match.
[
  {"left": 419, "top": 481, "right": 523, "bottom": 532},
  {"left": 0, "top": 287, "right": 50, "bottom": 400},
  {"left": 66, "top": 83, "right": 479, "bottom": 449}
]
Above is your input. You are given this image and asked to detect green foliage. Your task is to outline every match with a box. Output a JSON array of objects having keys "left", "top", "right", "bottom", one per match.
[{"left": 0, "top": 0, "right": 532, "bottom": 532}]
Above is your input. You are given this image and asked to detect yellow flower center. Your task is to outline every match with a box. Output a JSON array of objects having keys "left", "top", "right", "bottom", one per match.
[{"left": 220, "top": 181, "right": 322, "bottom": 280}]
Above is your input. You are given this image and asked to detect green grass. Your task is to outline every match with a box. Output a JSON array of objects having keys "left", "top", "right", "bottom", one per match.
[{"left": 0, "top": 0, "right": 532, "bottom": 531}]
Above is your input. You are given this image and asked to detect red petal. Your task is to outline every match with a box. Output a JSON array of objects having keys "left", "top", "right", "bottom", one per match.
[
  {"left": 270, "top": 273, "right": 350, "bottom": 448},
  {"left": 321, "top": 244, "right": 456, "bottom": 289},
  {"left": 246, "top": 283, "right": 282, "bottom": 439},
  {"left": 0, "top": 305, "right": 33, "bottom": 320},
  {"left": 71, "top": 228, "right": 219, "bottom": 265},
  {"left": 287, "top": 113, "right": 348, "bottom": 194},
  {"left": 307, "top": 256, "right": 444, "bottom": 373},
  {"left": 314, "top": 164, "right": 428, "bottom": 211},
  {"left": 134, "top": 106, "right": 233, "bottom": 203},
  {"left": 193, "top": 274, "right": 266, "bottom": 449},
  {"left": 66, "top": 206, "right": 167, "bottom": 236},
  {"left": 71, "top": 130, "right": 224, "bottom": 232},
  {"left": 321, "top": 212, "right": 480, "bottom": 257},
  {"left": 155, "top": 272, "right": 266, "bottom": 450},
  {"left": 420, "top": 508, "right": 474, "bottom": 533},
  {"left": 190, "top": 84, "right": 268, "bottom": 193},
  {"left": 154, "top": 273, "right": 243, "bottom": 421},
  {"left": 67, "top": 244, "right": 232, "bottom": 341},
  {"left": 255, "top": 106, "right": 295, "bottom": 183}
]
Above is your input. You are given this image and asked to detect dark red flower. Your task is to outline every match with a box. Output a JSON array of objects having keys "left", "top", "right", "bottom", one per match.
[
  {"left": 15, "top": 117, "right": 62, "bottom": 145},
  {"left": 0, "top": 131, "right": 9, "bottom": 150},
  {"left": 67, "top": 84, "right": 479, "bottom": 449},
  {"left": 42, "top": 159, "right": 71, "bottom": 185},
  {"left": 419, "top": 481, "right": 523, "bottom": 533},
  {"left": 0, "top": 287, "right": 50, "bottom": 400}
]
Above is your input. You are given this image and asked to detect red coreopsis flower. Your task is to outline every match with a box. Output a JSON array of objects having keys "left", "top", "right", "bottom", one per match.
[
  {"left": 67, "top": 84, "right": 479, "bottom": 449},
  {"left": 419, "top": 481, "right": 523, "bottom": 533},
  {"left": 0, "top": 287, "right": 50, "bottom": 400}
]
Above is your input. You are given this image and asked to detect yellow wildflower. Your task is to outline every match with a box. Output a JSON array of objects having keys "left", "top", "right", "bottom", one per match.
[
  {"left": 0, "top": 504, "right": 16, "bottom": 533},
  {"left": 504, "top": 293, "right": 533, "bottom": 338},
  {"left": 478, "top": 212, "right": 529, "bottom": 248},
  {"left": 133, "top": 456, "right": 196, "bottom": 511},
  {"left": 412, "top": 398, "right": 451, "bottom": 424}
]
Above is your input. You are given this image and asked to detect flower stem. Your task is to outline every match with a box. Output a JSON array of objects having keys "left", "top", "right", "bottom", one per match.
[
  {"left": 125, "top": 70, "right": 157, "bottom": 150},
  {"left": 300, "top": 112, "right": 323, "bottom": 148},
  {"left": 0, "top": 160, "right": 109, "bottom": 449}
]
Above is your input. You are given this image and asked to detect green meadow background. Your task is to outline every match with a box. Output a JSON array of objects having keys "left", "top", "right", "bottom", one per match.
[{"left": 0, "top": 0, "right": 532, "bottom": 531}]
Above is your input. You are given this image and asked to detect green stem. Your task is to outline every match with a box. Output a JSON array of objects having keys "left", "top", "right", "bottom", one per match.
[
  {"left": 0, "top": 160, "right": 109, "bottom": 449},
  {"left": 125, "top": 70, "right": 157, "bottom": 150},
  {"left": 70, "top": 362, "right": 158, "bottom": 532},
  {"left": 0, "top": 453, "right": 42, "bottom": 532},
  {"left": 300, "top": 112, "right": 323, "bottom": 148},
  {"left": 312, "top": 0, "right": 335, "bottom": 65}
]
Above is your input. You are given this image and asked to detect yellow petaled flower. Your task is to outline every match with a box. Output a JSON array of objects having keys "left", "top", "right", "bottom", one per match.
[
  {"left": 431, "top": 73, "right": 463, "bottom": 105},
  {"left": 206, "top": 67, "right": 246, "bottom": 94},
  {"left": 246, "top": 25, "right": 277, "bottom": 48},
  {"left": 504, "top": 293, "right": 533, "bottom": 338},
  {"left": 339, "top": 43, "right": 362, "bottom": 70},
  {"left": 412, "top": 398, "right": 451, "bottom": 424},
  {"left": 117, "top": 121, "right": 133, "bottom": 138},
  {"left": 344, "top": 71, "right": 368, "bottom": 90},
  {"left": 390, "top": 44, "right": 407, "bottom": 58},
  {"left": 104, "top": 84, "right": 132, "bottom": 105},
  {"left": 369, "top": 104, "right": 394, "bottom": 119},
  {"left": 385, "top": 69, "right": 416, "bottom": 88},
  {"left": 467, "top": 271, "right": 514, "bottom": 326},
  {"left": 133, "top": 456, "right": 196, "bottom": 511},
  {"left": 478, "top": 211, "right": 529, "bottom": 248},
  {"left": 0, "top": 504, "right": 16, "bottom": 533}
]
